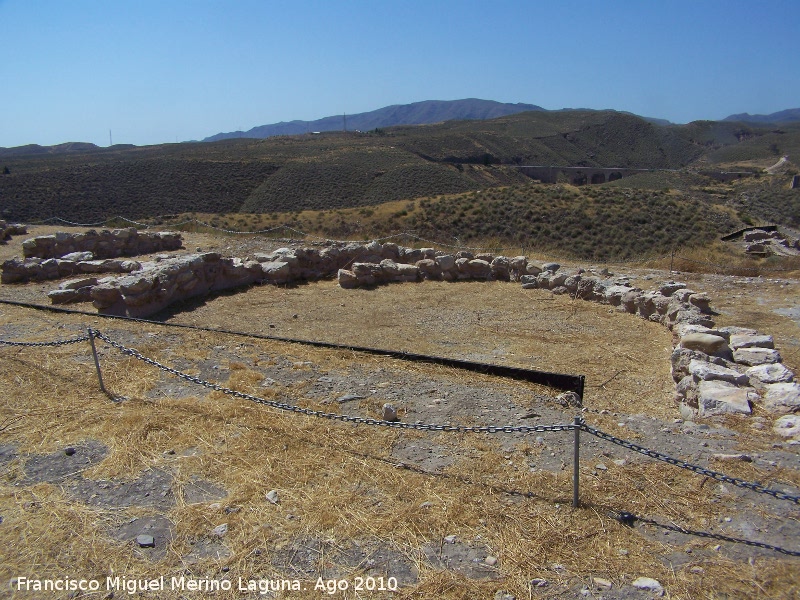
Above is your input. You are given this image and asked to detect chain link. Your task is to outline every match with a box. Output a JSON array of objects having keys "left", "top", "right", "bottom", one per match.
[
  {"left": 93, "top": 330, "right": 575, "bottom": 435},
  {"left": 0, "top": 334, "right": 90, "bottom": 347},
  {"left": 582, "top": 424, "right": 800, "bottom": 505}
]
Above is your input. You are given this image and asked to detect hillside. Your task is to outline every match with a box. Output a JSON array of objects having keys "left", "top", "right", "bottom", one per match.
[
  {"left": 202, "top": 98, "right": 545, "bottom": 142},
  {"left": 1, "top": 110, "right": 798, "bottom": 240}
]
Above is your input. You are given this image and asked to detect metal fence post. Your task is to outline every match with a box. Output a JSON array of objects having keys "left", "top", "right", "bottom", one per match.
[
  {"left": 87, "top": 328, "right": 108, "bottom": 395},
  {"left": 573, "top": 415, "right": 581, "bottom": 508}
]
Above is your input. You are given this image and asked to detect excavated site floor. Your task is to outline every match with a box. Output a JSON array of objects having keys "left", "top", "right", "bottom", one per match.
[{"left": 0, "top": 226, "right": 799, "bottom": 599}]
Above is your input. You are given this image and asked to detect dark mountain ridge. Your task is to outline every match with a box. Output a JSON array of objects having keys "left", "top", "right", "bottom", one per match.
[
  {"left": 723, "top": 108, "right": 800, "bottom": 124},
  {"left": 202, "top": 98, "right": 545, "bottom": 142}
]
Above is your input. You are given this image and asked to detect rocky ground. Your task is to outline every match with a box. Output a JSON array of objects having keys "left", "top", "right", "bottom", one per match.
[{"left": 0, "top": 225, "right": 799, "bottom": 599}]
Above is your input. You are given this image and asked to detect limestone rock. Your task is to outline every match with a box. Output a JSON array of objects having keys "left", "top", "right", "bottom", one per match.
[
  {"left": 466, "top": 259, "right": 491, "bottom": 278},
  {"left": 733, "top": 348, "right": 781, "bottom": 366},
  {"left": 541, "top": 262, "right": 560, "bottom": 273},
  {"left": 525, "top": 262, "right": 542, "bottom": 276},
  {"left": 61, "top": 251, "right": 94, "bottom": 262},
  {"left": 659, "top": 281, "right": 686, "bottom": 296},
  {"left": 688, "top": 360, "right": 749, "bottom": 385},
  {"left": 59, "top": 276, "right": 98, "bottom": 290},
  {"left": 773, "top": 414, "right": 800, "bottom": 438},
  {"left": 679, "top": 333, "right": 729, "bottom": 355},
  {"left": 746, "top": 363, "right": 794, "bottom": 385},
  {"left": 382, "top": 403, "right": 399, "bottom": 422},
  {"left": 762, "top": 383, "right": 800, "bottom": 414},
  {"left": 436, "top": 254, "right": 456, "bottom": 271},
  {"left": 729, "top": 333, "right": 774, "bottom": 349},
  {"left": 673, "top": 324, "right": 729, "bottom": 340},
  {"left": 688, "top": 293, "right": 712, "bottom": 313},
  {"left": 697, "top": 380, "right": 755, "bottom": 416},
  {"left": 337, "top": 269, "right": 358, "bottom": 289},
  {"left": 631, "top": 577, "right": 663, "bottom": 596}
]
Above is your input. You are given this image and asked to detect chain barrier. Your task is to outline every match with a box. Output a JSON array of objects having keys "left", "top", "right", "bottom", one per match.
[
  {"left": 582, "top": 424, "right": 800, "bottom": 505},
  {"left": 4, "top": 325, "right": 800, "bottom": 554},
  {"left": 0, "top": 334, "right": 90, "bottom": 347},
  {"left": 613, "top": 512, "right": 800, "bottom": 557},
  {"left": 92, "top": 330, "right": 575, "bottom": 435}
]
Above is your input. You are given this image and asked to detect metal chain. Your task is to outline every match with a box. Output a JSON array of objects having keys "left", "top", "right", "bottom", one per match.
[
  {"left": 93, "top": 330, "right": 575, "bottom": 435},
  {"left": 0, "top": 334, "right": 90, "bottom": 347},
  {"left": 623, "top": 513, "right": 800, "bottom": 557},
  {"left": 582, "top": 424, "right": 800, "bottom": 505}
]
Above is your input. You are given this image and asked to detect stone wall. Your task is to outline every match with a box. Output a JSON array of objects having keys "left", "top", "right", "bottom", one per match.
[
  {"left": 86, "top": 244, "right": 378, "bottom": 318},
  {"left": 3, "top": 256, "right": 143, "bottom": 284},
  {"left": 2, "top": 228, "right": 182, "bottom": 283},
  {"left": 0, "top": 220, "right": 27, "bottom": 243},
  {"left": 37, "top": 240, "right": 798, "bottom": 424},
  {"left": 334, "top": 246, "right": 798, "bottom": 422},
  {"left": 22, "top": 228, "right": 182, "bottom": 259}
]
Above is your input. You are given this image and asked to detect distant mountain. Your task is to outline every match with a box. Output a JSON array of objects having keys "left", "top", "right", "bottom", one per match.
[
  {"left": 0, "top": 142, "right": 137, "bottom": 159},
  {"left": 202, "top": 98, "right": 545, "bottom": 142},
  {"left": 722, "top": 108, "right": 800, "bottom": 124},
  {"left": 0, "top": 142, "right": 100, "bottom": 158}
]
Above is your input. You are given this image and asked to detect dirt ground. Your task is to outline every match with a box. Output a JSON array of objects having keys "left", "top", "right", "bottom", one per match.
[{"left": 1, "top": 226, "right": 799, "bottom": 599}]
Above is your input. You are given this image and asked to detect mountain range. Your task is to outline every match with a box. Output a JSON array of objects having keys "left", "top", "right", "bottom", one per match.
[
  {"left": 2, "top": 99, "right": 798, "bottom": 156},
  {"left": 202, "top": 99, "right": 546, "bottom": 142},
  {"left": 722, "top": 108, "right": 800, "bottom": 124},
  {"left": 202, "top": 99, "right": 800, "bottom": 143}
]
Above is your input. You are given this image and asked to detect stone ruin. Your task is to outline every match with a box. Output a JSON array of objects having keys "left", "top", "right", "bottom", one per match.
[
  {"left": 333, "top": 247, "right": 798, "bottom": 423},
  {"left": 0, "top": 219, "right": 27, "bottom": 244},
  {"left": 1, "top": 228, "right": 182, "bottom": 284},
  {"left": 21, "top": 227, "right": 183, "bottom": 259},
  {"left": 740, "top": 229, "right": 800, "bottom": 258},
  {"left": 3, "top": 236, "right": 797, "bottom": 426}
]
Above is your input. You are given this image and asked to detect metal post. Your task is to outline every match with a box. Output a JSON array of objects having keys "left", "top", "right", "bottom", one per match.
[
  {"left": 87, "top": 328, "right": 108, "bottom": 395},
  {"left": 573, "top": 415, "right": 581, "bottom": 508},
  {"left": 669, "top": 247, "right": 675, "bottom": 273}
]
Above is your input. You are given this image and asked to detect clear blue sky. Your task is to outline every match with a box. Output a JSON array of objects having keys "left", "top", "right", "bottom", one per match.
[{"left": 2, "top": 0, "right": 798, "bottom": 148}]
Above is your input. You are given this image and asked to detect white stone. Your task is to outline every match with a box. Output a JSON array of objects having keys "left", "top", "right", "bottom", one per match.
[
  {"left": 688, "top": 360, "right": 748, "bottom": 385},
  {"left": 773, "top": 415, "right": 800, "bottom": 438},
  {"left": 59, "top": 276, "right": 98, "bottom": 290},
  {"left": 733, "top": 348, "right": 781, "bottom": 366},
  {"left": 746, "top": 363, "right": 794, "bottom": 384},
  {"left": 673, "top": 324, "right": 729, "bottom": 340},
  {"left": 631, "top": 577, "right": 663, "bottom": 596},
  {"left": 730, "top": 333, "right": 774, "bottom": 349},
  {"left": 697, "top": 381, "right": 755, "bottom": 416},
  {"left": 762, "top": 382, "right": 800, "bottom": 414}
]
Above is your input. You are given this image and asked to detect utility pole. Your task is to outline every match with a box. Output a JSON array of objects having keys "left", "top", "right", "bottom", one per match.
[
  {"left": 343, "top": 113, "right": 347, "bottom": 133},
  {"left": 109, "top": 130, "right": 112, "bottom": 146}
]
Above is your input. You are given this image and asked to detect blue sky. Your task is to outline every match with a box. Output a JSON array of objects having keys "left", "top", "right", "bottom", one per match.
[{"left": 2, "top": 0, "right": 798, "bottom": 148}]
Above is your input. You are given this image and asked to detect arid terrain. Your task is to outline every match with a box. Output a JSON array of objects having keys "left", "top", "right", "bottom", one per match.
[{"left": 1, "top": 225, "right": 799, "bottom": 599}]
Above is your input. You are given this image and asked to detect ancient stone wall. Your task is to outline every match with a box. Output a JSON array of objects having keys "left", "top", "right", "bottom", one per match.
[
  {"left": 34, "top": 240, "right": 797, "bottom": 420},
  {"left": 2, "top": 228, "right": 182, "bottom": 283},
  {"left": 0, "top": 220, "right": 27, "bottom": 243},
  {"left": 22, "top": 228, "right": 182, "bottom": 259}
]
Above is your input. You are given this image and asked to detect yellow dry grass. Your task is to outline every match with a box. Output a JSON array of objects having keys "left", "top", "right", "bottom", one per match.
[{"left": 0, "top": 228, "right": 799, "bottom": 599}]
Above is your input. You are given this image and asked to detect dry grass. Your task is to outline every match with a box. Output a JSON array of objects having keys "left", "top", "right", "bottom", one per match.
[{"left": 1, "top": 229, "right": 799, "bottom": 599}]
